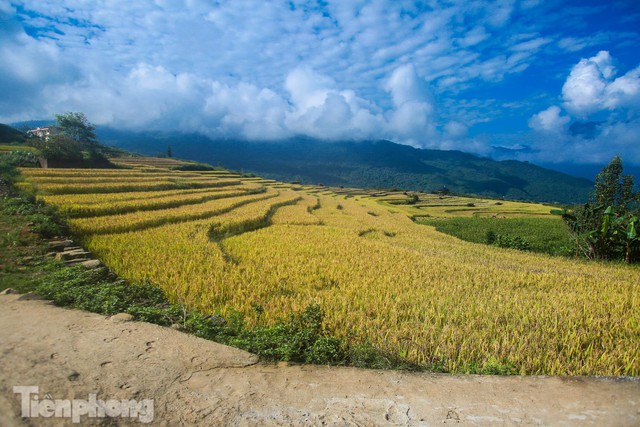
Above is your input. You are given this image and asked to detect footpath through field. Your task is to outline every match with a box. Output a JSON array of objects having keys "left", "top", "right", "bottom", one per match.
[{"left": 0, "top": 293, "right": 638, "bottom": 426}]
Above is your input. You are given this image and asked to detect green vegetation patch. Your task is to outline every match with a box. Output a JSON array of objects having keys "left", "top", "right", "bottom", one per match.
[
  {"left": 170, "top": 162, "right": 219, "bottom": 171},
  {"left": 420, "top": 216, "right": 574, "bottom": 256},
  {"left": 0, "top": 144, "right": 41, "bottom": 155},
  {"left": 0, "top": 208, "right": 52, "bottom": 294}
]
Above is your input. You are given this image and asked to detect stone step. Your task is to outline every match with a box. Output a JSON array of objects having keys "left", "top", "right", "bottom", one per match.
[
  {"left": 64, "top": 258, "right": 92, "bottom": 265},
  {"left": 48, "top": 240, "right": 74, "bottom": 251},
  {"left": 56, "top": 250, "right": 92, "bottom": 261},
  {"left": 79, "top": 259, "right": 102, "bottom": 269}
]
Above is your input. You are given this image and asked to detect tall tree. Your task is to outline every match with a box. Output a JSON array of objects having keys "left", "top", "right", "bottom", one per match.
[
  {"left": 593, "top": 155, "right": 635, "bottom": 212},
  {"left": 53, "top": 112, "right": 104, "bottom": 161},
  {"left": 564, "top": 156, "right": 639, "bottom": 262}
]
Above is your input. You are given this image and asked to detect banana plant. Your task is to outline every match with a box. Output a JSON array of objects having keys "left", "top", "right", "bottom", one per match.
[{"left": 626, "top": 216, "right": 638, "bottom": 264}]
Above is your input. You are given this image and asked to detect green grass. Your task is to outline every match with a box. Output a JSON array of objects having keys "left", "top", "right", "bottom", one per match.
[
  {"left": 0, "top": 144, "right": 40, "bottom": 155},
  {"left": 420, "top": 216, "right": 575, "bottom": 256},
  {"left": 0, "top": 208, "right": 51, "bottom": 293}
]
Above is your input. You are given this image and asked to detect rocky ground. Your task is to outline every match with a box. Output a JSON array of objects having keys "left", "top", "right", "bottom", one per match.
[{"left": 1, "top": 292, "right": 638, "bottom": 426}]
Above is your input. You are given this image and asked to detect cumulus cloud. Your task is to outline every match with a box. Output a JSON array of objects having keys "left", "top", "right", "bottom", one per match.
[
  {"left": 0, "top": 7, "right": 79, "bottom": 121},
  {"left": 384, "top": 64, "right": 436, "bottom": 143},
  {"left": 527, "top": 51, "right": 640, "bottom": 164},
  {"left": 1, "top": 0, "right": 639, "bottom": 165},
  {"left": 528, "top": 106, "right": 570, "bottom": 133},
  {"left": 562, "top": 50, "right": 640, "bottom": 116}
]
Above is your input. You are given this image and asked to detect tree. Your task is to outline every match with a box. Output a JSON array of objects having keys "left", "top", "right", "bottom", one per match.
[
  {"left": 166, "top": 145, "right": 172, "bottom": 158},
  {"left": 593, "top": 156, "right": 636, "bottom": 213},
  {"left": 54, "top": 112, "right": 98, "bottom": 147},
  {"left": 564, "top": 156, "right": 639, "bottom": 262},
  {"left": 28, "top": 133, "right": 84, "bottom": 161},
  {"left": 53, "top": 112, "right": 104, "bottom": 161},
  {"left": 25, "top": 112, "right": 111, "bottom": 166}
]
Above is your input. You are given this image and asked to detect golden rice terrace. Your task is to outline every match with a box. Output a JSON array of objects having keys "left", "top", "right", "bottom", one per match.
[{"left": 17, "top": 157, "right": 640, "bottom": 376}]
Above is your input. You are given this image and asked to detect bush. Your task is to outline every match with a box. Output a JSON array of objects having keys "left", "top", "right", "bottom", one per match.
[
  {"left": 493, "top": 234, "right": 531, "bottom": 251},
  {"left": 37, "top": 266, "right": 167, "bottom": 314},
  {"left": 1, "top": 194, "right": 68, "bottom": 238},
  {"left": 465, "top": 357, "right": 517, "bottom": 375},
  {"left": 171, "top": 163, "right": 217, "bottom": 171},
  {"left": 227, "top": 304, "right": 338, "bottom": 363},
  {"left": 3, "top": 151, "right": 39, "bottom": 167}
]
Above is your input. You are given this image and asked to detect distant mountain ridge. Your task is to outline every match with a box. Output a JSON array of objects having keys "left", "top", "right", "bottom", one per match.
[
  {"left": 94, "top": 128, "right": 593, "bottom": 204},
  {"left": 0, "top": 123, "right": 25, "bottom": 143}
]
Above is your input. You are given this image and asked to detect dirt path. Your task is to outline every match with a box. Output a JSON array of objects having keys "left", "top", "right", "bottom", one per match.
[{"left": 1, "top": 293, "right": 638, "bottom": 426}]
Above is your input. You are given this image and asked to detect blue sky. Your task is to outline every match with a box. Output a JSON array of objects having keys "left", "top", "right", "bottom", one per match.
[{"left": 1, "top": 0, "right": 639, "bottom": 167}]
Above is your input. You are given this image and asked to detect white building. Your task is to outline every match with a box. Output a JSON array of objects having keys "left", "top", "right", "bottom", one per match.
[{"left": 26, "top": 127, "right": 55, "bottom": 141}]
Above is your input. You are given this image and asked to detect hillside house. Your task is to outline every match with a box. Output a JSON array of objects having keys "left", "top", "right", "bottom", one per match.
[{"left": 26, "top": 126, "right": 56, "bottom": 141}]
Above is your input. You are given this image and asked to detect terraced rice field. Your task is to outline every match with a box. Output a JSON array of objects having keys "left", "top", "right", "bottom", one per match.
[{"left": 17, "top": 161, "right": 640, "bottom": 376}]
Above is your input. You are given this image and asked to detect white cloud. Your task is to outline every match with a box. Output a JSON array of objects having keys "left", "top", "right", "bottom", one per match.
[
  {"left": 0, "top": 0, "right": 638, "bottom": 166},
  {"left": 386, "top": 64, "right": 432, "bottom": 108},
  {"left": 486, "top": 0, "right": 515, "bottom": 28},
  {"left": 1, "top": 0, "right": 550, "bottom": 128},
  {"left": 285, "top": 67, "right": 336, "bottom": 112},
  {"left": 603, "top": 67, "right": 640, "bottom": 110},
  {"left": 510, "top": 37, "right": 552, "bottom": 52},
  {"left": 528, "top": 106, "right": 570, "bottom": 133},
  {"left": 562, "top": 50, "right": 640, "bottom": 116},
  {"left": 527, "top": 52, "right": 640, "bottom": 164},
  {"left": 457, "top": 26, "right": 489, "bottom": 48},
  {"left": 557, "top": 33, "right": 614, "bottom": 53},
  {"left": 524, "top": 118, "right": 640, "bottom": 165},
  {"left": 444, "top": 121, "right": 468, "bottom": 138},
  {"left": 384, "top": 64, "right": 437, "bottom": 143}
]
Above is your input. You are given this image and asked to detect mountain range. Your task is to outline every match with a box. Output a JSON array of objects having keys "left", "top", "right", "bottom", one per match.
[
  {"left": 95, "top": 128, "right": 595, "bottom": 204},
  {"left": 1, "top": 122, "right": 605, "bottom": 204}
]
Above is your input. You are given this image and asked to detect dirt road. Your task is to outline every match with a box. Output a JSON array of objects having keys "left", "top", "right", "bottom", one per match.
[{"left": 0, "top": 292, "right": 638, "bottom": 426}]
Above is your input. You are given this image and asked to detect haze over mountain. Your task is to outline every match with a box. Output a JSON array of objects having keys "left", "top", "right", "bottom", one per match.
[{"left": 95, "top": 128, "right": 593, "bottom": 204}]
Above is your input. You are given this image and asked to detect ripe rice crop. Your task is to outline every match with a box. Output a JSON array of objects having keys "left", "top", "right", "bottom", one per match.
[
  {"left": 38, "top": 186, "right": 247, "bottom": 207},
  {"left": 272, "top": 195, "right": 323, "bottom": 225},
  {"left": 27, "top": 179, "right": 242, "bottom": 195},
  {"left": 19, "top": 168, "right": 170, "bottom": 177},
  {"left": 59, "top": 187, "right": 263, "bottom": 218},
  {"left": 21, "top": 165, "right": 640, "bottom": 376},
  {"left": 70, "top": 190, "right": 280, "bottom": 234},
  {"left": 21, "top": 171, "right": 205, "bottom": 181}
]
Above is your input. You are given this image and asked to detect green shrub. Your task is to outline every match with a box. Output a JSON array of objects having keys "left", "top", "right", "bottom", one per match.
[
  {"left": 493, "top": 234, "right": 531, "bottom": 251},
  {"left": 307, "top": 336, "right": 344, "bottom": 364},
  {"left": 1, "top": 195, "right": 68, "bottom": 238},
  {"left": 171, "top": 163, "right": 217, "bottom": 171},
  {"left": 37, "top": 266, "right": 168, "bottom": 315},
  {"left": 227, "top": 304, "right": 335, "bottom": 363},
  {"left": 465, "top": 357, "right": 517, "bottom": 375}
]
